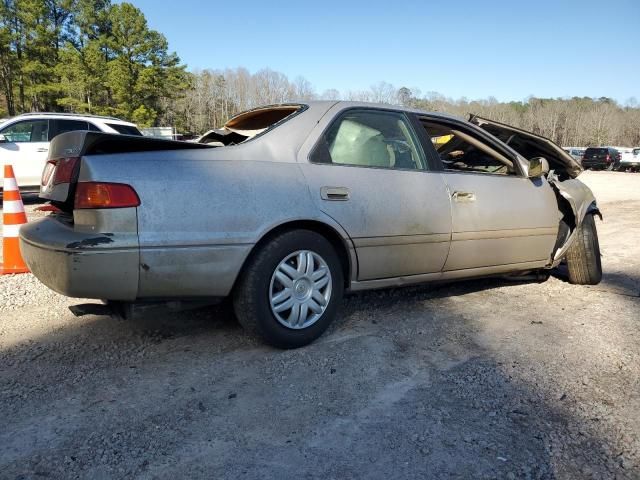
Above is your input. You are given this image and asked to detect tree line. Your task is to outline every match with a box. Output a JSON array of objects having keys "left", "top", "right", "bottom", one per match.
[
  {"left": 399, "top": 88, "right": 640, "bottom": 148},
  {"left": 0, "top": 0, "right": 187, "bottom": 126},
  {"left": 172, "top": 72, "right": 640, "bottom": 147},
  {"left": 1, "top": 1, "right": 639, "bottom": 146}
]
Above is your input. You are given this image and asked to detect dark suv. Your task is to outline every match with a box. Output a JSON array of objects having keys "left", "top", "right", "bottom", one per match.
[{"left": 581, "top": 147, "right": 620, "bottom": 170}]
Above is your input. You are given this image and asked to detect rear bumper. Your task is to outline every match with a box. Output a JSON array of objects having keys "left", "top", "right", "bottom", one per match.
[
  {"left": 581, "top": 160, "right": 610, "bottom": 169},
  {"left": 19, "top": 216, "right": 139, "bottom": 300},
  {"left": 620, "top": 161, "right": 640, "bottom": 169}
]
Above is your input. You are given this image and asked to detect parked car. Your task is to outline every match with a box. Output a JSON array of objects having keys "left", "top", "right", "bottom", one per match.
[
  {"left": 563, "top": 147, "right": 586, "bottom": 162},
  {"left": 621, "top": 148, "right": 640, "bottom": 172},
  {"left": 581, "top": 147, "right": 620, "bottom": 170},
  {"left": 611, "top": 146, "right": 639, "bottom": 171},
  {"left": 21, "top": 102, "right": 602, "bottom": 348},
  {"left": 0, "top": 113, "right": 141, "bottom": 191}
]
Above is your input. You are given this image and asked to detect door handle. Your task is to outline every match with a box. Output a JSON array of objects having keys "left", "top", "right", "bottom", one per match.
[
  {"left": 321, "top": 186, "right": 350, "bottom": 201},
  {"left": 451, "top": 191, "right": 476, "bottom": 202},
  {"left": 36, "top": 148, "right": 48, "bottom": 152}
]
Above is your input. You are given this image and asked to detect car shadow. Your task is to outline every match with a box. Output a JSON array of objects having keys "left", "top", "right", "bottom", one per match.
[
  {"left": 0, "top": 191, "right": 44, "bottom": 206},
  {"left": 1, "top": 274, "right": 636, "bottom": 478},
  {"left": 19, "top": 192, "right": 46, "bottom": 205},
  {"left": 552, "top": 264, "right": 639, "bottom": 298}
]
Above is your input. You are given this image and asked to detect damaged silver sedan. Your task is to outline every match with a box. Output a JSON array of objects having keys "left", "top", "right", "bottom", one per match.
[{"left": 20, "top": 102, "right": 602, "bottom": 348}]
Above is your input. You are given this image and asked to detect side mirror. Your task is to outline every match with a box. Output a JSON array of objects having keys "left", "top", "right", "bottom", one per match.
[
  {"left": 528, "top": 157, "right": 550, "bottom": 178},
  {"left": 0, "top": 134, "right": 7, "bottom": 143}
]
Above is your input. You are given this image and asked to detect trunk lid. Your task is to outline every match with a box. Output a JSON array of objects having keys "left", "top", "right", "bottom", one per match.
[
  {"left": 41, "top": 130, "right": 211, "bottom": 207},
  {"left": 469, "top": 115, "right": 583, "bottom": 179}
]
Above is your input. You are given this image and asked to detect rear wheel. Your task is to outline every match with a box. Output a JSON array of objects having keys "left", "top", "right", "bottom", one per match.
[
  {"left": 233, "top": 230, "right": 344, "bottom": 348},
  {"left": 565, "top": 214, "right": 602, "bottom": 285}
]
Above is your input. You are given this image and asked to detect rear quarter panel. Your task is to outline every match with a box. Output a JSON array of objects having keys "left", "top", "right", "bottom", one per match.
[{"left": 79, "top": 147, "right": 334, "bottom": 297}]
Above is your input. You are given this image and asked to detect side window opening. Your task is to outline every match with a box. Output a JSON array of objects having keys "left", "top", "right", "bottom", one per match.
[
  {"left": 421, "top": 120, "right": 516, "bottom": 175},
  {"left": 105, "top": 123, "right": 143, "bottom": 136},
  {"left": 310, "top": 110, "right": 426, "bottom": 170},
  {"left": 199, "top": 105, "right": 304, "bottom": 146},
  {"left": 49, "top": 119, "right": 90, "bottom": 140},
  {"left": 1, "top": 120, "right": 49, "bottom": 143}
]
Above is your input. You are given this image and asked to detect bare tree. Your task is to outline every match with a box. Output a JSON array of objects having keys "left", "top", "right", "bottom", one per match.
[
  {"left": 168, "top": 69, "right": 640, "bottom": 146},
  {"left": 320, "top": 88, "right": 340, "bottom": 100}
]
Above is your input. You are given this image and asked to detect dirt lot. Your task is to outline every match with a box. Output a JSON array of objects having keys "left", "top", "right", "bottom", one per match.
[{"left": 1, "top": 171, "right": 639, "bottom": 479}]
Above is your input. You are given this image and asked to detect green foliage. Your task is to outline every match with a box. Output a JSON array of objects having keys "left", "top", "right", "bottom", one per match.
[
  {"left": 0, "top": 0, "right": 187, "bottom": 126},
  {"left": 130, "top": 104, "right": 155, "bottom": 128}
]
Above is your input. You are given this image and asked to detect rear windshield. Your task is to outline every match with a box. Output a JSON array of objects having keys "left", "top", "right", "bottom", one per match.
[
  {"left": 584, "top": 148, "right": 608, "bottom": 156},
  {"left": 199, "top": 104, "right": 305, "bottom": 146},
  {"left": 106, "top": 123, "right": 143, "bottom": 136}
]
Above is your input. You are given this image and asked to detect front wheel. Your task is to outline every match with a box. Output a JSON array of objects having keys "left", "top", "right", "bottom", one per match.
[
  {"left": 565, "top": 214, "right": 602, "bottom": 285},
  {"left": 233, "top": 230, "right": 344, "bottom": 348}
]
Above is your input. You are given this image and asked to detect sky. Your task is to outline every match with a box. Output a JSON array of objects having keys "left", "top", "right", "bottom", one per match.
[{"left": 122, "top": 0, "right": 639, "bottom": 103}]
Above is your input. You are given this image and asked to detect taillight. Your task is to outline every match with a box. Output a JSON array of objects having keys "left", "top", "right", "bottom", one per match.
[
  {"left": 74, "top": 182, "right": 140, "bottom": 209},
  {"left": 41, "top": 161, "right": 56, "bottom": 186},
  {"left": 41, "top": 157, "right": 80, "bottom": 186},
  {"left": 605, "top": 154, "right": 611, "bottom": 162}
]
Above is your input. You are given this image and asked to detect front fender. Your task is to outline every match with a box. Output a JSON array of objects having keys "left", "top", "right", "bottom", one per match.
[
  {"left": 548, "top": 175, "right": 600, "bottom": 264},
  {"left": 587, "top": 200, "right": 602, "bottom": 220}
]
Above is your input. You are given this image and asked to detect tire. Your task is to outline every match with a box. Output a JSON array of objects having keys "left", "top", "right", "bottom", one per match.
[
  {"left": 233, "top": 230, "right": 344, "bottom": 348},
  {"left": 565, "top": 214, "right": 602, "bottom": 285}
]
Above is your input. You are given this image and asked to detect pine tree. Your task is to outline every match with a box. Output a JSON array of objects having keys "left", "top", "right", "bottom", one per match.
[{"left": 0, "top": 0, "right": 187, "bottom": 125}]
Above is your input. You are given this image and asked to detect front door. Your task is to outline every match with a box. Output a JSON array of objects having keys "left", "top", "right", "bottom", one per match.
[
  {"left": 299, "top": 107, "right": 452, "bottom": 280},
  {"left": 416, "top": 117, "right": 559, "bottom": 271},
  {"left": 442, "top": 173, "right": 559, "bottom": 270},
  {"left": 0, "top": 119, "right": 50, "bottom": 188}
]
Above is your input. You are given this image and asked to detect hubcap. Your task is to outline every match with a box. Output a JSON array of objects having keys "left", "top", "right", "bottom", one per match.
[{"left": 269, "top": 250, "right": 332, "bottom": 329}]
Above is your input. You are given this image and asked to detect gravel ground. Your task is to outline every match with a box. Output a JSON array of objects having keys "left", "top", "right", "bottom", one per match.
[{"left": 1, "top": 172, "right": 639, "bottom": 479}]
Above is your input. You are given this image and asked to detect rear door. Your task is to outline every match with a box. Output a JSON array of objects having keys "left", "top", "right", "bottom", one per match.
[
  {"left": 415, "top": 115, "right": 559, "bottom": 271},
  {"left": 299, "top": 107, "right": 452, "bottom": 281},
  {"left": 0, "top": 119, "right": 50, "bottom": 188}
]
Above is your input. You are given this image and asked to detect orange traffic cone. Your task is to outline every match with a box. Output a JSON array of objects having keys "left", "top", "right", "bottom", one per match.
[{"left": 1, "top": 165, "right": 29, "bottom": 275}]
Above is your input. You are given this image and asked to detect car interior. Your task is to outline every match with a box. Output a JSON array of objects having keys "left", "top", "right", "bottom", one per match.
[
  {"left": 327, "top": 112, "right": 424, "bottom": 169},
  {"left": 420, "top": 121, "right": 516, "bottom": 175},
  {"left": 309, "top": 110, "right": 425, "bottom": 170}
]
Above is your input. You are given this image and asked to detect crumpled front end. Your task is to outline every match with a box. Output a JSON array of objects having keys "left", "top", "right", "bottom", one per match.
[{"left": 546, "top": 174, "right": 600, "bottom": 266}]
